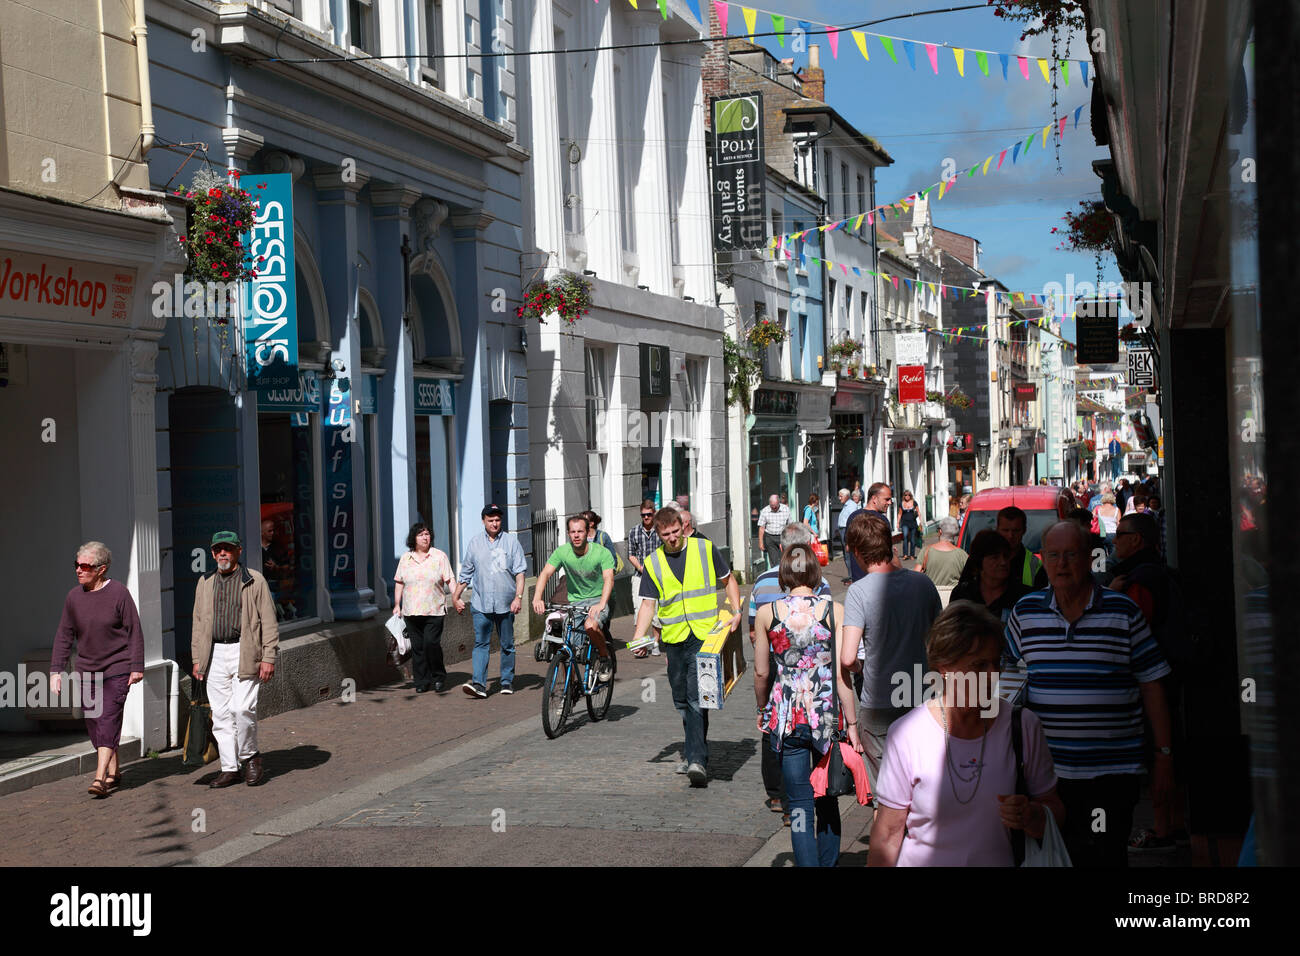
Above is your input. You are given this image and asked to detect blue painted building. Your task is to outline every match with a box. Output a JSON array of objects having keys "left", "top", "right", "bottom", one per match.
[{"left": 144, "top": 1, "right": 526, "bottom": 673}]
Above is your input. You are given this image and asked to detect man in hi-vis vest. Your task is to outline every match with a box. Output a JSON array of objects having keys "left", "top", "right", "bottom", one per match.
[{"left": 631, "top": 507, "right": 741, "bottom": 788}]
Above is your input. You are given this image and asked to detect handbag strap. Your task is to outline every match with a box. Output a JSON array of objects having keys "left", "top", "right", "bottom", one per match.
[
  {"left": 1011, "top": 703, "right": 1027, "bottom": 865},
  {"left": 826, "top": 599, "right": 842, "bottom": 736}
]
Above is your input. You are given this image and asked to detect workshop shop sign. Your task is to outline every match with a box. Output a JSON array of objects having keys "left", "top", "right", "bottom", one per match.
[
  {"left": 710, "top": 93, "right": 767, "bottom": 252},
  {"left": 0, "top": 250, "right": 135, "bottom": 326},
  {"left": 243, "top": 173, "right": 298, "bottom": 391}
]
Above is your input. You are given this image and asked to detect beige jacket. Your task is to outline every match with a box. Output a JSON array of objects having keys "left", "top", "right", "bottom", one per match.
[{"left": 191, "top": 565, "right": 279, "bottom": 679}]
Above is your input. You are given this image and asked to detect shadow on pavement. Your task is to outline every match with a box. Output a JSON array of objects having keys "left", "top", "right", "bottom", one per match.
[{"left": 192, "top": 744, "right": 331, "bottom": 786}]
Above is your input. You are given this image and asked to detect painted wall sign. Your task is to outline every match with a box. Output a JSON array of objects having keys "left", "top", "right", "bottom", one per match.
[
  {"left": 753, "top": 388, "right": 798, "bottom": 416},
  {"left": 243, "top": 173, "right": 297, "bottom": 391},
  {"left": 898, "top": 364, "right": 925, "bottom": 404},
  {"left": 0, "top": 250, "right": 135, "bottom": 325},
  {"left": 710, "top": 93, "right": 767, "bottom": 252},
  {"left": 414, "top": 377, "right": 455, "bottom": 415}
]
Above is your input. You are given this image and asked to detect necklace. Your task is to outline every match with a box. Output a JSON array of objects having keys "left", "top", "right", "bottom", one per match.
[{"left": 939, "top": 701, "right": 988, "bottom": 805}]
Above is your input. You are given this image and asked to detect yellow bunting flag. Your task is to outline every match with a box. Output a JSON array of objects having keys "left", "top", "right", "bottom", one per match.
[
  {"left": 853, "top": 30, "right": 868, "bottom": 60},
  {"left": 938, "top": 180, "right": 947, "bottom": 200},
  {"left": 982, "top": 155, "right": 992, "bottom": 174},
  {"left": 742, "top": 6, "right": 757, "bottom": 39},
  {"left": 1037, "top": 58, "right": 1050, "bottom": 82},
  {"left": 1041, "top": 124, "right": 1050, "bottom": 147},
  {"left": 855, "top": 213, "right": 866, "bottom": 230},
  {"left": 953, "top": 48, "right": 965, "bottom": 76}
]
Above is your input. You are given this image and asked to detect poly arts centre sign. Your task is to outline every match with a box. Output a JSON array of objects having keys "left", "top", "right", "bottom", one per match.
[{"left": 710, "top": 93, "right": 766, "bottom": 253}]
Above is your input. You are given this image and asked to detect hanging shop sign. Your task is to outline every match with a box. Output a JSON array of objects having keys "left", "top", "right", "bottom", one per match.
[
  {"left": 256, "top": 369, "right": 321, "bottom": 413},
  {"left": 243, "top": 173, "right": 298, "bottom": 392},
  {"left": 1075, "top": 299, "right": 1119, "bottom": 365},
  {"left": 1014, "top": 384, "right": 1037, "bottom": 400},
  {"left": 710, "top": 93, "right": 767, "bottom": 252},
  {"left": 891, "top": 435, "right": 920, "bottom": 452},
  {"left": 640, "top": 343, "right": 670, "bottom": 397},
  {"left": 948, "top": 432, "right": 974, "bottom": 451},
  {"left": 895, "top": 332, "right": 927, "bottom": 367},
  {"left": 898, "top": 364, "right": 925, "bottom": 403},
  {"left": 414, "top": 377, "right": 455, "bottom": 416},
  {"left": 1127, "top": 347, "right": 1154, "bottom": 388}
]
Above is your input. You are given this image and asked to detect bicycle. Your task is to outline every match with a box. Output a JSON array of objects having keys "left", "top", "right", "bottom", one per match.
[{"left": 540, "top": 603, "right": 617, "bottom": 739}]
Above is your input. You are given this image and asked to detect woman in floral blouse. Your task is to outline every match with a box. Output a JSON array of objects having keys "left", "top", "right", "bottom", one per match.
[
  {"left": 753, "top": 544, "right": 860, "bottom": 866},
  {"left": 394, "top": 522, "right": 455, "bottom": 693}
]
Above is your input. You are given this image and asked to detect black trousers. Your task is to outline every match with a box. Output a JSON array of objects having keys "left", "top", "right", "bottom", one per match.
[
  {"left": 405, "top": 615, "right": 446, "bottom": 688},
  {"left": 1056, "top": 774, "right": 1141, "bottom": 868}
]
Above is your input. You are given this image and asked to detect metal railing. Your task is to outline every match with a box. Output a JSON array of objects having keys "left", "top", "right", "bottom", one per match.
[{"left": 531, "top": 508, "right": 561, "bottom": 603}]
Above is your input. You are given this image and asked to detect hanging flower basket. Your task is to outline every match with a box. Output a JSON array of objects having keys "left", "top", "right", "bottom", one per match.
[
  {"left": 1052, "top": 199, "right": 1113, "bottom": 253},
  {"left": 746, "top": 318, "right": 788, "bottom": 350},
  {"left": 827, "top": 339, "right": 862, "bottom": 361},
  {"left": 988, "top": 1, "right": 1086, "bottom": 41},
  {"left": 517, "top": 272, "right": 593, "bottom": 326},
  {"left": 944, "top": 390, "right": 974, "bottom": 409},
  {"left": 175, "top": 168, "right": 262, "bottom": 291}
]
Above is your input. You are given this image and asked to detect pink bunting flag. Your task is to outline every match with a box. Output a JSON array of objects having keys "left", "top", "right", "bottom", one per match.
[
  {"left": 925, "top": 43, "right": 938, "bottom": 74},
  {"left": 1017, "top": 56, "right": 1029, "bottom": 80},
  {"left": 713, "top": 1, "right": 728, "bottom": 35},
  {"left": 891, "top": 275, "right": 900, "bottom": 290},
  {"left": 1058, "top": 115, "right": 1068, "bottom": 138},
  {"left": 997, "top": 149, "right": 1007, "bottom": 170},
  {"left": 828, "top": 28, "right": 839, "bottom": 59},
  {"left": 840, "top": 263, "right": 849, "bottom": 275},
  {"left": 866, "top": 211, "right": 874, "bottom": 225}
]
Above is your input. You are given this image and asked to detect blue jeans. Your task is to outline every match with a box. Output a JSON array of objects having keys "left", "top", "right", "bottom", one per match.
[
  {"left": 664, "top": 636, "right": 708, "bottom": 768},
  {"left": 471, "top": 609, "right": 516, "bottom": 688},
  {"left": 780, "top": 728, "right": 841, "bottom": 867},
  {"left": 901, "top": 525, "right": 917, "bottom": 557}
]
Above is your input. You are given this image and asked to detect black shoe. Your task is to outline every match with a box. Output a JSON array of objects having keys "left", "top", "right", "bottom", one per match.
[
  {"left": 415, "top": 685, "right": 431, "bottom": 694},
  {"left": 433, "top": 679, "right": 445, "bottom": 692}
]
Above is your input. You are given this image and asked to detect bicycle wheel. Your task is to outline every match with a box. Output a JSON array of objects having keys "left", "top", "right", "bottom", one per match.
[
  {"left": 542, "top": 655, "right": 573, "bottom": 739},
  {"left": 586, "top": 646, "right": 616, "bottom": 722}
]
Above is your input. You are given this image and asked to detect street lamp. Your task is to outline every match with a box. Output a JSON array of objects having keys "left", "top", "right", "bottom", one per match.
[{"left": 976, "top": 439, "right": 991, "bottom": 481}]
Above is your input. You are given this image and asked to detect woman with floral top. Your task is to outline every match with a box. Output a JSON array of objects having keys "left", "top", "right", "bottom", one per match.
[
  {"left": 753, "top": 544, "right": 861, "bottom": 866},
  {"left": 393, "top": 522, "right": 455, "bottom": 693}
]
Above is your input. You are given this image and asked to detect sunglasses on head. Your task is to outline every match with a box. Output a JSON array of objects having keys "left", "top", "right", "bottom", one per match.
[{"left": 75, "top": 562, "right": 101, "bottom": 572}]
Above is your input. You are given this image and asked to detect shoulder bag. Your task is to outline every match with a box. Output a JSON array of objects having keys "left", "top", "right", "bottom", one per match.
[
  {"left": 816, "top": 601, "right": 869, "bottom": 802},
  {"left": 1010, "top": 705, "right": 1071, "bottom": 866}
]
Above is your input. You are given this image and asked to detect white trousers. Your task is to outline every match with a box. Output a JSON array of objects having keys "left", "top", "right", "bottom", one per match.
[{"left": 208, "top": 642, "right": 260, "bottom": 772}]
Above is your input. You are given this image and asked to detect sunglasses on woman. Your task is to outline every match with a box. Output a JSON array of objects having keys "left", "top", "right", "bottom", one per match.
[{"left": 75, "top": 562, "right": 102, "bottom": 572}]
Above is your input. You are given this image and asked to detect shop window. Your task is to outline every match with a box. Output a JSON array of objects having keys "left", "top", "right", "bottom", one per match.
[{"left": 258, "top": 412, "right": 317, "bottom": 623}]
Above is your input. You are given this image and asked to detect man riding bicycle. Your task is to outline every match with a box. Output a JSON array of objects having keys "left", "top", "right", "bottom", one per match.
[{"left": 532, "top": 514, "right": 616, "bottom": 680}]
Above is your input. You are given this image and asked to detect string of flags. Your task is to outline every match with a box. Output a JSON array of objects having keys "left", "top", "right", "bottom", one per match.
[
  {"left": 768, "top": 101, "right": 1089, "bottom": 255},
  {"left": 592, "top": 0, "right": 1094, "bottom": 91}
]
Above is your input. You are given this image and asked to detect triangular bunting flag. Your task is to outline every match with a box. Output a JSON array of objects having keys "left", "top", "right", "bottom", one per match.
[
  {"left": 967, "top": 164, "right": 978, "bottom": 177},
  {"left": 629, "top": 0, "right": 638, "bottom": 7},
  {"left": 1074, "top": 104, "right": 1084, "bottom": 129},
  {"left": 982, "top": 155, "right": 993, "bottom": 174},
  {"left": 939, "top": 181, "right": 947, "bottom": 199},
  {"left": 841, "top": 263, "right": 849, "bottom": 275},
  {"left": 1058, "top": 115, "right": 1067, "bottom": 138},
  {"left": 1012, "top": 141, "right": 1021, "bottom": 164},
  {"left": 997, "top": 148, "right": 1007, "bottom": 170},
  {"left": 903, "top": 40, "right": 917, "bottom": 70},
  {"left": 853, "top": 267, "right": 861, "bottom": 276},
  {"left": 1037, "top": 58, "right": 1050, "bottom": 82},
  {"left": 1059, "top": 60, "right": 1070, "bottom": 84},
  {"left": 852, "top": 31, "right": 868, "bottom": 60},
  {"left": 1024, "top": 132, "right": 1034, "bottom": 155},
  {"left": 954, "top": 48, "right": 966, "bottom": 76},
  {"left": 881, "top": 36, "right": 897, "bottom": 62},
  {"left": 999, "top": 53, "right": 1009, "bottom": 80},
  {"left": 1080, "top": 62, "right": 1089, "bottom": 87},
  {"left": 925, "top": 43, "right": 939, "bottom": 73},
  {"left": 828, "top": 28, "right": 839, "bottom": 59},
  {"left": 855, "top": 213, "right": 865, "bottom": 230},
  {"left": 1017, "top": 56, "right": 1029, "bottom": 80},
  {"left": 905, "top": 279, "right": 913, "bottom": 291},
  {"left": 1041, "top": 124, "right": 1050, "bottom": 147},
  {"left": 975, "top": 50, "right": 988, "bottom": 76},
  {"left": 713, "top": 0, "right": 728, "bottom": 35},
  {"left": 891, "top": 276, "right": 900, "bottom": 289},
  {"left": 866, "top": 212, "right": 873, "bottom": 225},
  {"left": 771, "top": 14, "right": 785, "bottom": 46},
  {"left": 742, "top": 6, "right": 756, "bottom": 38}
]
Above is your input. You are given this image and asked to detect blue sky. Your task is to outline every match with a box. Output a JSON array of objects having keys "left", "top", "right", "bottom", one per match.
[{"left": 729, "top": 0, "right": 1128, "bottom": 342}]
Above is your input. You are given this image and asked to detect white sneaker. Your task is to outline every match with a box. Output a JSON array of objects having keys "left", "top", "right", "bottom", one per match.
[{"left": 650, "top": 641, "right": 661, "bottom": 656}]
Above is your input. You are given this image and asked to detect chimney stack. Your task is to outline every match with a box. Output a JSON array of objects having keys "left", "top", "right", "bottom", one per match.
[
  {"left": 801, "top": 45, "right": 825, "bottom": 101},
  {"left": 702, "top": 0, "right": 730, "bottom": 128}
]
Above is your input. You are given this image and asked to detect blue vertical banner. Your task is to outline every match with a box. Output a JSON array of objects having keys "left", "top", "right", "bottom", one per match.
[{"left": 243, "top": 173, "right": 298, "bottom": 391}]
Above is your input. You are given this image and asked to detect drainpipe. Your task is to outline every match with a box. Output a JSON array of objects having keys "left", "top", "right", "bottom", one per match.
[{"left": 133, "top": 0, "right": 155, "bottom": 155}]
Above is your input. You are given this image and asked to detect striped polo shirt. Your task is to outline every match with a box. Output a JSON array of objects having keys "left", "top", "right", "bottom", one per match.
[{"left": 1005, "top": 584, "right": 1170, "bottom": 779}]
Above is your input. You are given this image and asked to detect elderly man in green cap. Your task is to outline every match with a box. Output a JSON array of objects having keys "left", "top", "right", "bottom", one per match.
[{"left": 190, "top": 530, "right": 279, "bottom": 788}]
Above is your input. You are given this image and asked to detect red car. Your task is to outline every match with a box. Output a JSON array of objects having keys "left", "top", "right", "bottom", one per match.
[{"left": 957, "top": 486, "right": 1077, "bottom": 556}]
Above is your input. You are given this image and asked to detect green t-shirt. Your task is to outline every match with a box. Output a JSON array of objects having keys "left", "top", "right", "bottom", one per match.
[{"left": 547, "top": 543, "right": 615, "bottom": 602}]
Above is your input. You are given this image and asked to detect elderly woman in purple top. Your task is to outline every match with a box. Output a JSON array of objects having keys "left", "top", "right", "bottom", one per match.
[{"left": 50, "top": 542, "right": 145, "bottom": 798}]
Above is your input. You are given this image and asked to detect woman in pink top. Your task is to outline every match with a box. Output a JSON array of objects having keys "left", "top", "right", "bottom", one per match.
[
  {"left": 868, "top": 602, "right": 1064, "bottom": 866},
  {"left": 394, "top": 522, "right": 455, "bottom": 693}
]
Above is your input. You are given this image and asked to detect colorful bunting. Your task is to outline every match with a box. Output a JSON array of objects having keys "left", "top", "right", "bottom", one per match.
[
  {"left": 742, "top": 6, "right": 756, "bottom": 39},
  {"left": 976, "top": 50, "right": 989, "bottom": 76},
  {"left": 713, "top": 0, "right": 728, "bottom": 35},
  {"left": 852, "top": 31, "right": 868, "bottom": 61},
  {"left": 1058, "top": 115, "right": 1067, "bottom": 138},
  {"left": 1037, "top": 58, "right": 1050, "bottom": 83},
  {"left": 828, "top": 28, "right": 839, "bottom": 59},
  {"left": 999, "top": 53, "right": 1009, "bottom": 80},
  {"left": 954, "top": 48, "right": 966, "bottom": 76},
  {"left": 880, "top": 36, "right": 897, "bottom": 62},
  {"left": 1012, "top": 141, "right": 1022, "bottom": 164},
  {"left": 1073, "top": 104, "right": 1084, "bottom": 129},
  {"left": 772, "top": 14, "right": 785, "bottom": 46},
  {"left": 903, "top": 40, "right": 916, "bottom": 70},
  {"left": 997, "top": 149, "right": 1007, "bottom": 170},
  {"left": 982, "top": 155, "right": 993, "bottom": 175},
  {"left": 925, "top": 43, "right": 939, "bottom": 74},
  {"left": 1059, "top": 60, "right": 1069, "bottom": 85},
  {"left": 1080, "top": 62, "right": 1089, "bottom": 87},
  {"left": 1018, "top": 56, "right": 1029, "bottom": 80}
]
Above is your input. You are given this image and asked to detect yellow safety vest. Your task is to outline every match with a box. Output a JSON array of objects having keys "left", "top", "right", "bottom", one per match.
[
  {"left": 644, "top": 538, "right": 719, "bottom": 644},
  {"left": 1021, "top": 548, "right": 1043, "bottom": 587}
]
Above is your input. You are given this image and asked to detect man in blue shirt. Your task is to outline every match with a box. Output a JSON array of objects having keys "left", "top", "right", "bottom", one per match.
[
  {"left": 837, "top": 488, "right": 861, "bottom": 584},
  {"left": 453, "top": 504, "right": 528, "bottom": 698}
]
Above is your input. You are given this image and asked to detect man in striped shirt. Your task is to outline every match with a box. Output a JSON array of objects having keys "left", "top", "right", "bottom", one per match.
[{"left": 1006, "top": 520, "right": 1174, "bottom": 868}]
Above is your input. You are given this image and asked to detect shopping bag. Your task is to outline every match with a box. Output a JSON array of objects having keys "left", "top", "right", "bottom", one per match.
[
  {"left": 1023, "top": 807, "right": 1073, "bottom": 867},
  {"left": 385, "top": 614, "right": 411, "bottom": 655},
  {"left": 182, "top": 682, "right": 218, "bottom": 767},
  {"left": 811, "top": 539, "right": 829, "bottom": 566}
]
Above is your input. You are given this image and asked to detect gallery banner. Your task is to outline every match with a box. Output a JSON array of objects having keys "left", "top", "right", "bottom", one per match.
[{"left": 710, "top": 93, "right": 767, "bottom": 252}]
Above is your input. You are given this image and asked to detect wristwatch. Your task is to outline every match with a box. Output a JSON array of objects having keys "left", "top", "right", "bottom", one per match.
[{"left": 1156, "top": 746, "right": 1172, "bottom": 756}]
